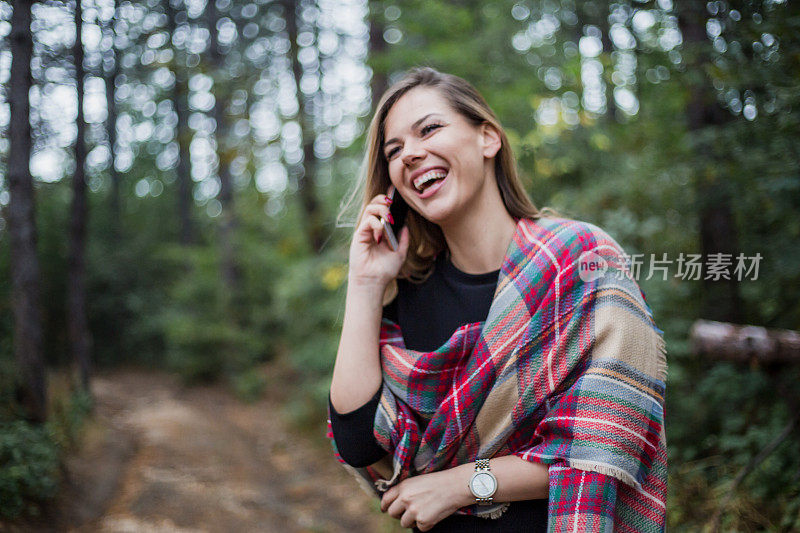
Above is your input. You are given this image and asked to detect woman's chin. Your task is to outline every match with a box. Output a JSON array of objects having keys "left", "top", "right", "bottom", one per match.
[
  {"left": 411, "top": 187, "right": 471, "bottom": 226},
  {"left": 416, "top": 205, "right": 459, "bottom": 227}
]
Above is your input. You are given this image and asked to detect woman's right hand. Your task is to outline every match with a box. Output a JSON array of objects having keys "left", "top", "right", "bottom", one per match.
[{"left": 348, "top": 194, "right": 410, "bottom": 289}]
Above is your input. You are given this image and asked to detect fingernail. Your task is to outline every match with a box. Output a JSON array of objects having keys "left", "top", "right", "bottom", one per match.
[
  {"left": 384, "top": 196, "right": 393, "bottom": 205},
  {"left": 387, "top": 213, "right": 394, "bottom": 224}
]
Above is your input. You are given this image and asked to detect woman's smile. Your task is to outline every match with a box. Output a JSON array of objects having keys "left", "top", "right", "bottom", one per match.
[{"left": 410, "top": 166, "right": 449, "bottom": 198}]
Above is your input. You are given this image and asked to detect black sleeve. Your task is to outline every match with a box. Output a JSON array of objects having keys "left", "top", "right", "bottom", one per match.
[
  {"left": 328, "top": 387, "right": 388, "bottom": 468},
  {"left": 384, "top": 296, "right": 399, "bottom": 323}
]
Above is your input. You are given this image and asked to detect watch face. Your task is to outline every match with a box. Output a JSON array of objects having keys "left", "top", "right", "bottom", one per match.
[{"left": 470, "top": 472, "right": 496, "bottom": 498}]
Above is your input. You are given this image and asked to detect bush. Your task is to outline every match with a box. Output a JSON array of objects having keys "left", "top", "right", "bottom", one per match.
[
  {"left": 0, "top": 366, "right": 92, "bottom": 520},
  {"left": 0, "top": 421, "right": 60, "bottom": 519}
]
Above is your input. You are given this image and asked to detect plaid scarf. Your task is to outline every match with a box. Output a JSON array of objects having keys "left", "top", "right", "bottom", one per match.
[{"left": 328, "top": 217, "right": 667, "bottom": 532}]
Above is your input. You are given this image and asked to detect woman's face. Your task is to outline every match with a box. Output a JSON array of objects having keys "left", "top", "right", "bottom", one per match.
[{"left": 381, "top": 86, "right": 500, "bottom": 226}]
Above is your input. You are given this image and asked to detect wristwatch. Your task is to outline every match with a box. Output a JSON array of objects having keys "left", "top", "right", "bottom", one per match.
[{"left": 468, "top": 458, "right": 497, "bottom": 505}]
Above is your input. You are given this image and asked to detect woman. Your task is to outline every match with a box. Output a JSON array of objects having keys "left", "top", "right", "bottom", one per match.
[{"left": 327, "top": 67, "right": 667, "bottom": 532}]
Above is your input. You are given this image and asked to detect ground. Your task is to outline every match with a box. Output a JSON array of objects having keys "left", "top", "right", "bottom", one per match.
[{"left": 4, "top": 366, "right": 403, "bottom": 533}]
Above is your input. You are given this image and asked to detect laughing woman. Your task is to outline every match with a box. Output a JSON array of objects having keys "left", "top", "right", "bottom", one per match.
[{"left": 327, "top": 67, "right": 667, "bottom": 532}]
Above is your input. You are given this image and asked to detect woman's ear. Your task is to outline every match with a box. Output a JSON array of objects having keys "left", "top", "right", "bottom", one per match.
[{"left": 480, "top": 123, "right": 502, "bottom": 159}]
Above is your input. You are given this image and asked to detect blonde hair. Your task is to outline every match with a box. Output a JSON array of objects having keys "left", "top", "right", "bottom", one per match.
[{"left": 341, "top": 67, "right": 550, "bottom": 285}]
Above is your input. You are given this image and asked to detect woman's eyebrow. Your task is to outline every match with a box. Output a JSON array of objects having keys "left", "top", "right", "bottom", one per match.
[{"left": 383, "top": 113, "right": 443, "bottom": 149}]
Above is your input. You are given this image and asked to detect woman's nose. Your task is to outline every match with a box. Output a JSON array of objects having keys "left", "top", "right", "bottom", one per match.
[{"left": 401, "top": 140, "right": 425, "bottom": 166}]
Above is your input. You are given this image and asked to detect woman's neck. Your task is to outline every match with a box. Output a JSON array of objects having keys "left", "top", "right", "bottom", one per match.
[{"left": 441, "top": 198, "right": 518, "bottom": 275}]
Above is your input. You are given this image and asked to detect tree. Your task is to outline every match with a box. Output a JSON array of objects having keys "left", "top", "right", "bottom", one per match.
[
  {"left": 583, "top": 2, "right": 618, "bottom": 120},
  {"left": 166, "top": 0, "right": 194, "bottom": 246},
  {"left": 677, "top": 2, "right": 743, "bottom": 323},
  {"left": 68, "top": 0, "right": 92, "bottom": 391},
  {"left": 205, "top": 0, "right": 242, "bottom": 306},
  {"left": 284, "top": 0, "right": 324, "bottom": 252},
  {"left": 368, "top": 0, "right": 388, "bottom": 112},
  {"left": 103, "top": 0, "right": 121, "bottom": 238},
  {"left": 7, "top": 0, "right": 47, "bottom": 422}
]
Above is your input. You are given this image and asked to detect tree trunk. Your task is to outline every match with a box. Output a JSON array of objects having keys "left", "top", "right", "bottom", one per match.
[
  {"left": 68, "top": 0, "right": 92, "bottom": 392},
  {"left": 167, "top": 0, "right": 194, "bottom": 246},
  {"left": 597, "top": 7, "right": 617, "bottom": 120},
  {"left": 104, "top": 0, "right": 120, "bottom": 238},
  {"left": 677, "top": 3, "right": 743, "bottom": 323},
  {"left": 579, "top": 2, "right": 617, "bottom": 120},
  {"left": 284, "top": 0, "right": 324, "bottom": 252},
  {"left": 206, "top": 0, "right": 241, "bottom": 304},
  {"left": 8, "top": 0, "right": 47, "bottom": 422},
  {"left": 368, "top": 1, "right": 388, "bottom": 114}
]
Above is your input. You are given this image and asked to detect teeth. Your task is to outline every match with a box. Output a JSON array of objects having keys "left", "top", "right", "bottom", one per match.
[{"left": 413, "top": 170, "right": 447, "bottom": 191}]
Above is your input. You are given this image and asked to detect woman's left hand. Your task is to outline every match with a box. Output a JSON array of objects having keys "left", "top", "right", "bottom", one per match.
[{"left": 380, "top": 467, "right": 471, "bottom": 531}]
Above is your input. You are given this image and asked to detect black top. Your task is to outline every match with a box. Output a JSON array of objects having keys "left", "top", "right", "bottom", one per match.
[
  {"left": 328, "top": 253, "right": 548, "bottom": 532},
  {"left": 384, "top": 253, "right": 501, "bottom": 350}
]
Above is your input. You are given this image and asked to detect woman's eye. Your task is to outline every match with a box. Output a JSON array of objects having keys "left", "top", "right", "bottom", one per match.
[
  {"left": 384, "top": 124, "right": 442, "bottom": 159},
  {"left": 421, "top": 123, "right": 442, "bottom": 136}
]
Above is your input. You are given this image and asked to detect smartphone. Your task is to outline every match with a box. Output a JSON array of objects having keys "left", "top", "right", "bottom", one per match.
[{"left": 382, "top": 185, "right": 409, "bottom": 251}]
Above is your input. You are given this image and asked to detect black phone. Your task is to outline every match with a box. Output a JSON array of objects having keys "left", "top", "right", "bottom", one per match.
[{"left": 382, "top": 185, "right": 409, "bottom": 251}]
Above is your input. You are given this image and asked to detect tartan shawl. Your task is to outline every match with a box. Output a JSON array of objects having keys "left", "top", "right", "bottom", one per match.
[{"left": 327, "top": 217, "right": 667, "bottom": 532}]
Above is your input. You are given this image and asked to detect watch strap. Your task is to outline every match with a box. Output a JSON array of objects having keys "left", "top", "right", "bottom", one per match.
[{"left": 475, "top": 458, "right": 490, "bottom": 471}]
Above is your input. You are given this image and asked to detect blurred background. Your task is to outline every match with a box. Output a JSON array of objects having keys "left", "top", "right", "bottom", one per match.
[{"left": 1, "top": 0, "right": 799, "bottom": 530}]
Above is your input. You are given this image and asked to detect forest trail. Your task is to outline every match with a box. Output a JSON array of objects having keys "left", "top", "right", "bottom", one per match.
[{"left": 20, "top": 367, "right": 398, "bottom": 533}]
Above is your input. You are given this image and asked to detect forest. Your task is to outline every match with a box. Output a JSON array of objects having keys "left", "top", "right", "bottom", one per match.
[{"left": 1, "top": 0, "right": 799, "bottom": 530}]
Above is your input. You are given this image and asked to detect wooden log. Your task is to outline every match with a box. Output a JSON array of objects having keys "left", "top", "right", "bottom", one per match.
[{"left": 690, "top": 319, "right": 800, "bottom": 363}]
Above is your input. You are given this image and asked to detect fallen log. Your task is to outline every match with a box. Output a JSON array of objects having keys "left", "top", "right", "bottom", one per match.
[{"left": 690, "top": 319, "right": 800, "bottom": 363}]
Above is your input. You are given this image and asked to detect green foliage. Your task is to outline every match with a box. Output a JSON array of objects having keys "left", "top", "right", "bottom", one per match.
[
  {"left": 0, "top": 367, "right": 92, "bottom": 519},
  {"left": 273, "top": 249, "right": 347, "bottom": 426},
  {"left": 230, "top": 366, "right": 266, "bottom": 403},
  {"left": 47, "top": 387, "right": 93, "bottom": 451},
  {"left": 0, "top": 421, "right": 60, "bottom": 519},
  {"left": 667, "top": 363, "right": 800, "bottom": 529},
  {"left": 273, "top": 252, "right": 346, "bottom": 377},
  {"left": 0, "top": 381, "right": 92, "bottom": 519},
  {"left": 158, "top": 243, "right": 268, "bottom": 385},
  {"left": 0, "top": 355, "right": 19, "bottom": 422}
]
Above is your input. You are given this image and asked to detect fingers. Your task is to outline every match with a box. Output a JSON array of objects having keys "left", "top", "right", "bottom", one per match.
[
  {"left": 381, "top": 483, "right": 434, "bottom": 531},
  {"left": 357, "top": 194, "right": 400, "bottom": 248},
  {"left": 387, "top": 497, "right": 406, "bottom": 520},
  {"left": 380, "top": 487, "right": 397, "bottom": 513},
  {"left": 363, "top": 202, "right": 391, "bottom": 222},
  {"left": 383, "top": 486, "right": 407, "bottom": 520},
  {"left": 363, "top": 214, "right": 384, "bottom": 244},
  {"left": 362, "top": 208, "right": 388, "bottom": 244},
  {"left": 400, "top": 511, "right": 417, "bottom": 529}
]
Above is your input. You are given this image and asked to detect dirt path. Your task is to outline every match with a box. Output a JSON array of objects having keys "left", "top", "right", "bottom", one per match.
[{"left": 26, "top": 367, "right": 401, "bottom": 532}]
